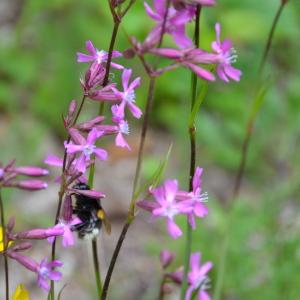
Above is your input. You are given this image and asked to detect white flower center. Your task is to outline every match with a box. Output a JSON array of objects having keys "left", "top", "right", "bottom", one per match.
[
  {"left": 119, "top": 121, "right": 130, "bottom": 135},
  {"left": 39, "top": 267, "right": 50, "bottom": 279},
  {"left": 96, "top": 50, "right": 106, "bottom": 64},
  {"left": 224, "top": 48, "right": 237, "bottom": 65},
  {"left": 124, "top": 90, "right": 135, "bottom": 103},
  {"left": 163, "top": 203, "right": 178, "bottom": 219},
  {"left": 194, "top": 276, "right": 211, "bottom": 291},
  {"left": 83, "top": 144, "right": 96, "bottom": 158}
]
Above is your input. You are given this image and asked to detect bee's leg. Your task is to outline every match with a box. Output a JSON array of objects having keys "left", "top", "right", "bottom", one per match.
[{"left": 71, "top": 221, "right": 89, "bottom": 232}]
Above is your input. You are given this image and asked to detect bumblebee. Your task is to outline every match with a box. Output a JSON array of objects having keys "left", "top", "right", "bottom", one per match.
[{"left": 71, "top": 182, "right": 111, "bottom": 239}]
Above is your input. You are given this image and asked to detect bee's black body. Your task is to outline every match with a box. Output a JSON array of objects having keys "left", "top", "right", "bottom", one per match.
[{"left": 72, "top": 183, "right": 103, "bottom": 239}]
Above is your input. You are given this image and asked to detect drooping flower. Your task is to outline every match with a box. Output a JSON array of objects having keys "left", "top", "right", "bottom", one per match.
[
  {"left": 64, "top": 128, "right": 108, "bottom": 174},
  {"left": 138, "top": 180, "right": 193, "bottom": 239},
  {"left": 47, "top": 218, "right": 81, "bottom": 248},
  {"left": 185, "top": 252, "right": 213, "bottom": 300},
  {"left": 211, "top": 23, "right": 242, "bottom": 82},
  {"left": 111, "top": 69, "right": 142, "bottom": 119},
  {"left": 77, "top": 40, "right": 123, "bottom": 69},
  {"left": 144, "top": 0, "right": 195, "bottom": 49},
  {"left": 7, "top": 253, "right": 63, "bottom": 292}
]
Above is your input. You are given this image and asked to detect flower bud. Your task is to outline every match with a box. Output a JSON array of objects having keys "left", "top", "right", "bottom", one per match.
[
  {"left": 16, "top": 227, "right": 64, "bottom": 240},
  {"left": 13, "top": 166, "right": 49, "bottom": 177},
  {"left": 69, "top": 188, "right": 105, "bottom": 199},
  {"left": 8, "top": 252, "right": 38, "bottom": 272},
  {"left": 62, "top": 195, "right": 72, "bottom": 222},
  {"left": 76, "top": 116, "right": 106, "bottom": 131},
  {"left": 12, "top": 180, "right": 48, "bottom": 190},
  {"left": 11, "top": 242, "right": 32, "bottom": 252},
  {"left": 160, "top": 250, "right": 176, "bottom": 269}
]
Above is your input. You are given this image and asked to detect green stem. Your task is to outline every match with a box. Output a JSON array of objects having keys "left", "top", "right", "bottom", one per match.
[
  {"left": 258, "top": 3, "right": 285, "bottom": 76},
  {"left": 180, "top": 5, "right": 201, "bottom": 300},
  {"left": 92, "top": 238, "right": 102, "bottom": 298},
  {"left": 101, "top": 0, "right": 170, "bottom": 296},
  {"left": 0, "top": 189, "right": 9, "bottom": 300},
  {"left": 233, "top": 2, "right": 286, "bottom": 198}
]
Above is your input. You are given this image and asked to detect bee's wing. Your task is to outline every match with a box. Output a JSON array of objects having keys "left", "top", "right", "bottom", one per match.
[{"left": 97, "top": 209, "right": 111, "bottom": 235}]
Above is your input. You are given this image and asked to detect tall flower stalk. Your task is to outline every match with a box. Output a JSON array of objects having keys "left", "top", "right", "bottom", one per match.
[
  {"left": 232, "top": 0, "right": 288, "bottom": 198},
  {"left": 180, "top": 4, "right": 202, "bottom": 299},
  {"left": 101, "top": 2, "right": 172, "bottom": 298},
  {"left": 214, "top": 2, "right": 288, "bottom": 300},
  {"left": 0, "top": 189, "right": 9, "bottom": 300}
]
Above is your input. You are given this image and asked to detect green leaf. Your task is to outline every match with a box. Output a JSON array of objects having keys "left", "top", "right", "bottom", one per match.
[{"left": 134, "top": 144, "right": 173, "bottom": 199}]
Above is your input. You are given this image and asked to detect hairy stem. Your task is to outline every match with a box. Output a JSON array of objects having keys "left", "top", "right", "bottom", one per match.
[
  {"left": 180, "top": 5, "right": 201, "bottom": 300},
  {"left": 0, "top": 189, "right": 9, "bottom": 300}
]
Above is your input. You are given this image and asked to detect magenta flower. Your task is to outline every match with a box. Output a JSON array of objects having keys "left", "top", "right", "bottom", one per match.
[
  {"left": 37, "top": 258, "right": 63, "bottom": 291},
  {"left": 177, "top": 167, "right": 208, "bottom": 229},
  {"left": 77, "top": 40, "right": 123, "bottom": 69},
  {"left": 47, "top": 218, "right": 81, "bottom": 248},
  {"left": 111, "top": 69, "right": 142, "bottom": 119},
  {"left": 144, "top": 0, "right": 194, "bottom": 48},
  {"left": 151, "top": 47, "right": 216, "bottom": 81},
  {"left": 64, "top": 128, "right": 108, "bottom": 174},
  {"left": 7, "top": 252, "right": 63, "bottom": 292},
  {"left": 138, "top": 180, "right": 193, "bottom": 239},
  {"left": 185, "top": 252, "right": 213, "bottom": 300},
  {"left": 95, "top": 118, "right": 131, "bottom": 150},
  {"left": 15, "top": 227, "right": 64, "bottom": 240},
  {"left": 211, "top": 23, "right": 242, "bottom": 82}
]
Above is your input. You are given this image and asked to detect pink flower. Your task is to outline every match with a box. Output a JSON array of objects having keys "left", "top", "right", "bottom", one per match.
[
  {"left": 112, "top": 69, "right": 142, "bottom": 119},
  {"left": 185, "top": 252, "right": 213, "bottom": 300},
  {"left": 144, "top": 0, "right": 195, "bottom": 49},
  {"left": 177, "top": 167, "right": 208, "bottom": 229},
  {"left": 47, "top": 218, "right": 81, "bottom": 248},
  {"left": 64, "top": 128, "right": 108, "bottom": 174},
  {"left": 151, "top": 47, "right": 216, "bottom": 81},
  {"left": 211, "top": 23, "right": 242, "bottom": 82},
  {"left": 77, "top": 40, "right": 123, "bottom": 69},
  {"left": 7, "top": 252, "right": 63, "bottom": 292},
  {"left": 138, "top": 180, "right": 193, "bottom": 239},
  {"left": 15, "top": 227, "right": 64, "bottom": 240},
  {"left": 36, "top": 258, "right": 63, "bottom": 291}
]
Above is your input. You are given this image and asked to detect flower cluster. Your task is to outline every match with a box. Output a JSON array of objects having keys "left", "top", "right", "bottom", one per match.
[
  {"left": 160, "top": 249, "right": 213, "bottom": 300},
  {"left": 138, "top": 167, "right": 208, "bottom": 239},
  {"left": 129, "top": 0, "right": 241, "bottom": 83},
  {"left": 1, "top": 218, "right": 64, "bottom": 292},
  {"left": 0, "top": 160, "right": 48, "bottom": 190}
]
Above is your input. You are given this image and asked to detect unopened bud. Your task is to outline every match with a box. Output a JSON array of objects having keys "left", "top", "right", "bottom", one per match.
[
  {"left": 8, "top": 252, "right": 38, "bottom": 272},
  {"left": 69, "top": 188, "right": 105, "bottom": 199},
  {"left": 11, "top": 242, "right": 32, "bottom": 252},
  {"left": 160, "top": 250, "right": 176, "bottom": 269},
  {"left": 62, "top": 195, "right": 72, "bottom": 222},
  {"left": 13, "top": 166, "right": 49, "bottom": 177},
  {"left": 123, "top": 48, "right": 136, "bottom": 59},
  {"left": 13, "top": 180, "right": 48, "bottom": 190},
  {"left": 16, "top": 227, "right": 64, "bottom": 240}
]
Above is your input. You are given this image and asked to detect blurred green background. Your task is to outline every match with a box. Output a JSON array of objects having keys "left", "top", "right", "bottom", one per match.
[{"left": 1, "top": 0, "right": 300, "bottom": 299}]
